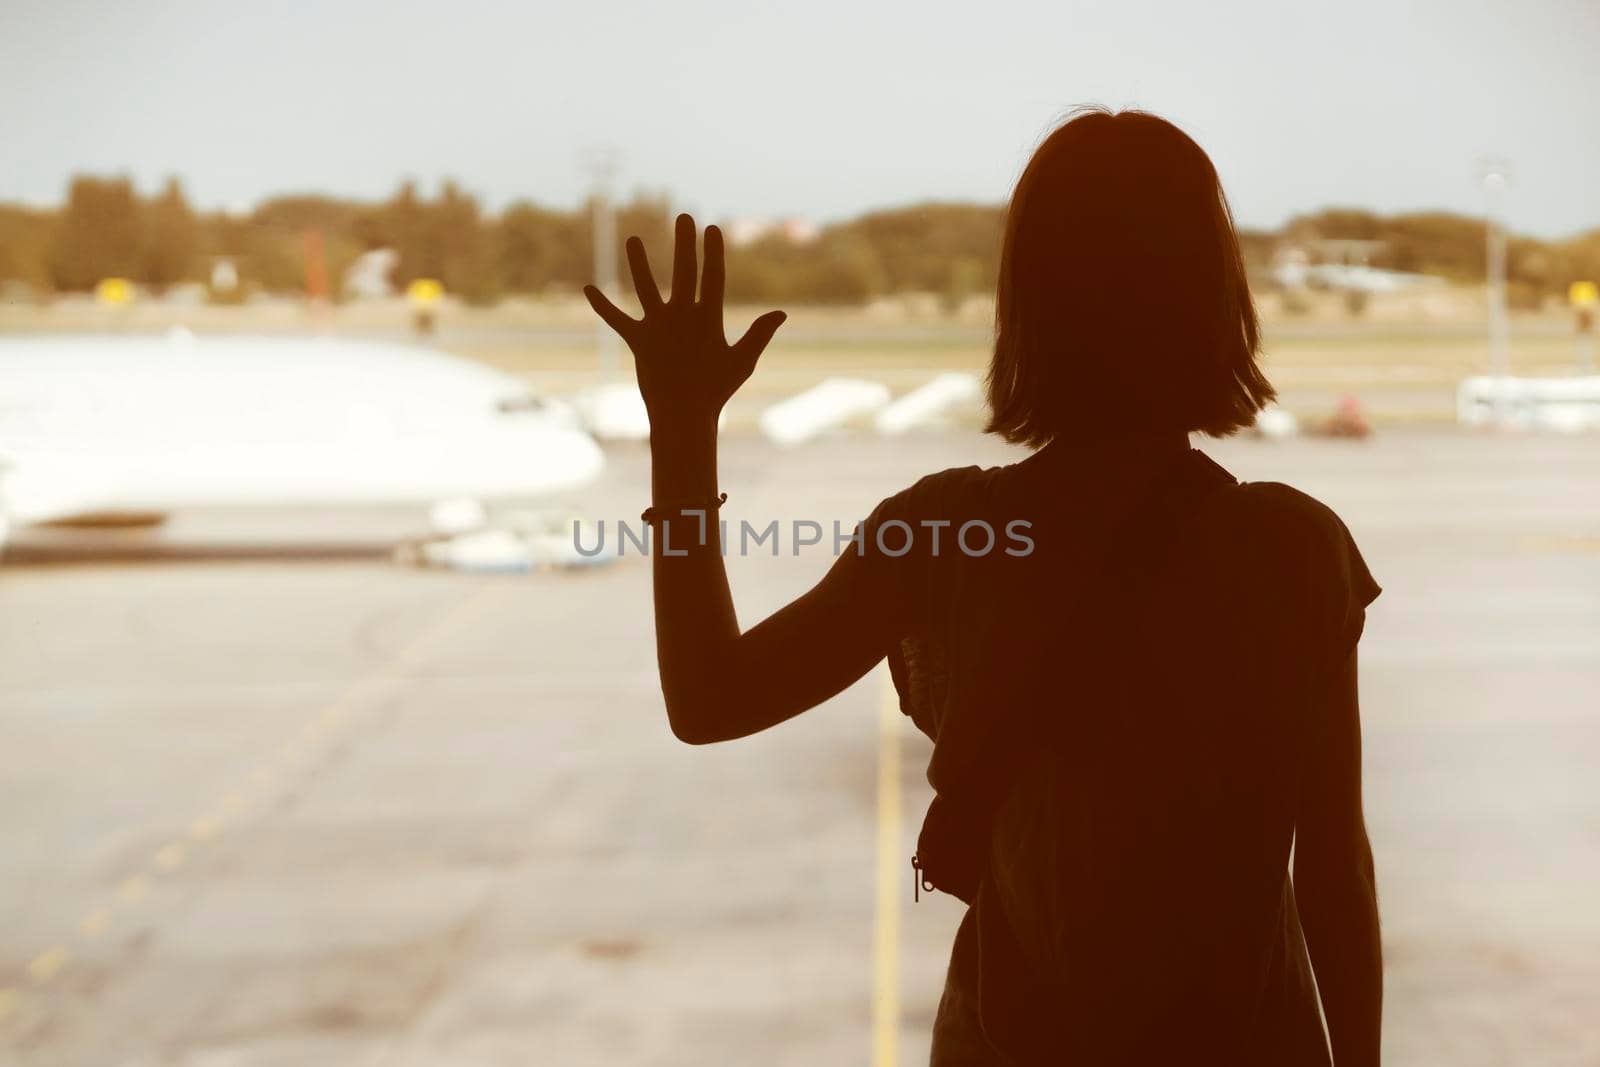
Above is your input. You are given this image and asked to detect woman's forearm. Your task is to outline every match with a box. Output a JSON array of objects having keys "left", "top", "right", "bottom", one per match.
[
  {"left": 648, "top": 417, "right": 741, "bottom": 740},
  {"left": 1298, "top": 855, "right": 1383, "bottom": 1066},
  {"left": 1297, "top": 650, "right": 1383, "bottom": 1064}
]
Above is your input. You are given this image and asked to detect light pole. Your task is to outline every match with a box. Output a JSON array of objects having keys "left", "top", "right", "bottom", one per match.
[
  {"left": 584, "top": 149, "right": 620, "bottom": 383},
  {"left": 1478, "top": 158, "right": 1513, "bottom": 423},
  {"left": 1479, "top": 160, "right": 1512, "bottom": 371}
]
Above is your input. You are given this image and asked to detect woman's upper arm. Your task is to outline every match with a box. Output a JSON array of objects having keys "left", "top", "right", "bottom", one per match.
[
  {"left": 1296, "top": 497, "right": 1381, "bottom": 867},
  {"left": 1295, "top": 648, "right": 1374, "bottom": 880},
  {"left": 697, "top": 547, "right": 905, "bottom": 743},
  {"left": 681, "top": 469, "right": 956, "bottom": 744}
]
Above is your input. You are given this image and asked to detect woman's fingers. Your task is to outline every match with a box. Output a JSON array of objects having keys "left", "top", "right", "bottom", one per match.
[
  {"left": 626, "top": 237, "right": 663, "bottom": 312},
  {"left": 731, "top": 309, "right": 787, "bottom": 369},
  {"left": 583, "top": 285, "right": 637, "bottom": 338},
  {"left": 670, "top": 213, "right": 697, "bottom": 305},
  {"left": 700, "top": 224, "right": 725, "bottom": 311}
]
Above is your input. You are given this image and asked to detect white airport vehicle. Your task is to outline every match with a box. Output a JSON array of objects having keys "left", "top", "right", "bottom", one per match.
[
  {"left": 1456, "top": 375, "right": 1600, "bottom": 432},
  {"left": 874, "top": 372, "right": 981, "bottom": 435},
  {"left": 0, "top": 333, "right": 605, "bottom": 550},
  {"left": 1251, "top": 404, "right": 1301, "bottom": 439},
  {"left": 758, "top": 377, "right": 892, "bottom": 446}
]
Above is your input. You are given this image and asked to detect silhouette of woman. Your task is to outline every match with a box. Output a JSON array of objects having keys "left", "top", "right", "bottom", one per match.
[{"left": 586, "top": 107, "right": 1382, "bottom": 1065}]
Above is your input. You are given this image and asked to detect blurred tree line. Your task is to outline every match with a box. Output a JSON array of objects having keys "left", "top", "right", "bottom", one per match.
[
  {"left": 1283, "top": 208, "right": 1600, "bottom": 309},
  {"left": 2, "top": 176, "right": 1598, "bottom": 309}
]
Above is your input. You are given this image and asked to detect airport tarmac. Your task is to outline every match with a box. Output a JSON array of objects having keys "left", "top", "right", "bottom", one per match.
[{"left": 2, "top": 428, "right": 1598, "bottom": 1065}]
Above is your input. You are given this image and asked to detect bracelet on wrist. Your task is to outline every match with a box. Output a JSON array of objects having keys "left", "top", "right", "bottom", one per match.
[{"left": 641, "top": 492, "right": 727, "bottom": 526}]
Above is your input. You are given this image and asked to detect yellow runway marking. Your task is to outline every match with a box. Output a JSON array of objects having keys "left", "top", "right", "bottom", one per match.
[
  {"left": 191, "top": 582, "right": 503, "bottom": 846},
  {"left": 78, "top": 906, "right": 111, "bottom": 939},
  {"left": 27, "top": 947, "right": 70, "bottom": 985},
  {"left": 15, "top": 582, "right": 507, "bottom": 1029},
  {"left": 1518, "top": 534, "right": 1600, "bottom": 554},
  {"left": 116, "top": 874, "right": 149, "bottom": 904},
  {"left": 390, "top": 582, "right": 505, "bottom": 666},
  {"left": 872, "top": 667, "right": 902, "bottom": 1067}
]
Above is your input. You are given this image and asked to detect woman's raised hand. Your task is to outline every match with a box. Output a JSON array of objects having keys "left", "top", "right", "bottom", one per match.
[{"left": 584, "top": 213, "right": 786, "bottom": 429}]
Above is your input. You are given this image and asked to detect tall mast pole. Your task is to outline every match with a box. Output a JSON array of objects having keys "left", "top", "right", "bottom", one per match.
[{"left": 586, "top": 149, "right": 620, "bottom": 383}]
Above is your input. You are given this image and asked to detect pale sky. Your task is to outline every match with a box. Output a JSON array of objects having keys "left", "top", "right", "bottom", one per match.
[{"left": 2, "top": 0, "right": 1596, "bottom": 237}]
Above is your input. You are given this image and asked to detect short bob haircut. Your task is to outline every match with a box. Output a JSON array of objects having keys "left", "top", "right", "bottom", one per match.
[{"left": 986, "top": 107, "right": 1274, "bottom": 446}]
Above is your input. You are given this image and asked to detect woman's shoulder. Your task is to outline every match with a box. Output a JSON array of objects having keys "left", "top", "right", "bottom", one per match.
[
  {"left": 1206, "top": 476, "right": 1382, "bottom": 626},
  {"left": 1229, "top": 479, "right": 1348, "bottom": 534},
  {"left": 870, "top": 461, "right": 1016, "bottom": 523},
  {"left": 1224, "top": 480, "right": 1363, "bottom": 560}
]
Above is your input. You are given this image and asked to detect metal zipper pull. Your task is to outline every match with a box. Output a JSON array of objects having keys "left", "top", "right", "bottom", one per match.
[{"left": 911, "top": 854, "right": 934, "bottom": 903}]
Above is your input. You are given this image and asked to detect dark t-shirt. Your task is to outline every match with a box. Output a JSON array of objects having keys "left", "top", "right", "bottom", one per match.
[{"left": 839, "top": 441, "right": 1380, "bottom": 1065}]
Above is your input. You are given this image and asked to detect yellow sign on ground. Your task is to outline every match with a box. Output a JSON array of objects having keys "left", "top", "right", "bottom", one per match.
[
  {"left": 406, "top": 278, "right": 444, "bottom": 306},
  {"left": 95, "top": 277, "right": 134, "bottom": 306},
  {"left": 1570, "top": 280, "right": 1599, "bottom": 308}
]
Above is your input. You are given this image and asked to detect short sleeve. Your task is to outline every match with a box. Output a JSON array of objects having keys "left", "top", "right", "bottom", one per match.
[
  {"left": 834, "top": 466, "right": 994, "bottom": 739},
  {"left": 1234, "top": 482, "right": 1381, "bottom": 673},
  {"left": 855, "top": 483, "right": 938, "bottom": 735},
  {"left": 1340, "top": 524, "right": 1382, "bottom": 650},
  {"left": 1299, "top": 493, "right": 1381, "bottom": 654},
  {"left": 833, "top": 472, "right": 942, "bottom": 636}
]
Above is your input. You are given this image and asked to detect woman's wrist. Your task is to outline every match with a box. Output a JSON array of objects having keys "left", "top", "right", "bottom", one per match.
[
  {"left": 648, "top": 411, "right": 719, "bottom": 446},
  {"left": 649, "top": 413, "right": 720, "bottom": 503}
]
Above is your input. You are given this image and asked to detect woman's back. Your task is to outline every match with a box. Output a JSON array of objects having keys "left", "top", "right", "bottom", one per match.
[{"left": 862, "top": 442, "right": 1379, "bottom": 1062}]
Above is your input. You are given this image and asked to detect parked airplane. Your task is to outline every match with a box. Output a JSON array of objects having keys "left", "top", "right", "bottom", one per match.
[
  {"left": 0, "top": 332, "right": 605, "bottom": 550},
  {"left": 1272, "top": 260, "right": 1441, "bottom": 295}
]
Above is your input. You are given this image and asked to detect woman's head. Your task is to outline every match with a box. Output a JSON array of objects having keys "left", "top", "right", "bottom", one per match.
[{"left": 986, "top": 107, "right": 1273, "bottom": 446}]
